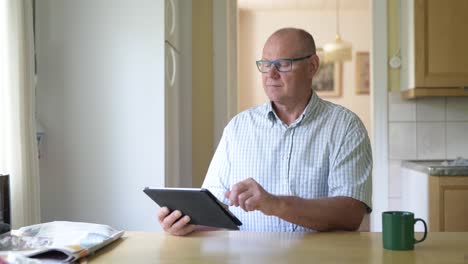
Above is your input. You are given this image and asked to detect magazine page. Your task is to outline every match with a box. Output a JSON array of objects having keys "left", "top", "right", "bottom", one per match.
[{"left": 0, "top": 221, "right": 124, "bottom": 263}]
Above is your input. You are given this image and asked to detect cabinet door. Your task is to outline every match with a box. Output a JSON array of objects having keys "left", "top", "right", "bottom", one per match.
[
  {"left": 429, "top": 176, "right": 468, "bottom": 231},
  {"left": 415, "top": 0, "right": 468, "bottom": 87},
  {"left": 165, "top": 0, "right": 180, "bottom": 51},
  {"left": 165, "top": 44, "right": 181, "bottom": 187}
]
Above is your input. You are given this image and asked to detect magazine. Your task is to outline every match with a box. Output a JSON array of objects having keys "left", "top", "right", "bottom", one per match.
[{"left": 0, "top": 221, "right": 124, "bottom": 263}]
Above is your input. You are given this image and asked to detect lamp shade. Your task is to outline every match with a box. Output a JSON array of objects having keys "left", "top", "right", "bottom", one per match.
[
  {"left": 322, "top": 0, "right": 352, "bottom": 63},
  {"left": 323, "top": 35, "right": 352, "bottom": 63}
]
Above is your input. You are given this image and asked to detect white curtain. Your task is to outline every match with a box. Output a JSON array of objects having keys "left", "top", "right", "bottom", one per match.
[{"left": 0, "top": 0, "right": 41, "bottom": 228}]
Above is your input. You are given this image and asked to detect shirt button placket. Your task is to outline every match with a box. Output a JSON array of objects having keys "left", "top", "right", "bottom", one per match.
[{"left": 284, "top": 128, "right": 291, "bottom": 194}]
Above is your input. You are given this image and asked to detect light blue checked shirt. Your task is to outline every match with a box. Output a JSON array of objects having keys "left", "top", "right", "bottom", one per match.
[{"left": 202, "top": 92, "right": 372, "bottom": 232}]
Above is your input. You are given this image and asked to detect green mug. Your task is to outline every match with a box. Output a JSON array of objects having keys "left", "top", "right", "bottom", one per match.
[{"left": 382, "top": 211, "right": 427, "bottom": 250}]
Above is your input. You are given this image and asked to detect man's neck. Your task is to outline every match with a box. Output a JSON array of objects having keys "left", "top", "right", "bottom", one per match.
[{"left": 272, "top": 92, "right": 312, "bottom": 126}]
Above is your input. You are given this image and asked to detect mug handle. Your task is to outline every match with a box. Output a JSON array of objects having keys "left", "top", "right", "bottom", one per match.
[{"left": 414, "top": 218, "right": 427, "bottom": 244}]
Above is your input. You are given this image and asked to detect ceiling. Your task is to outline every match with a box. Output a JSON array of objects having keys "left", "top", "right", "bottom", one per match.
[{"left": 238, "top": 0, "right": 370, "bottom": 11}]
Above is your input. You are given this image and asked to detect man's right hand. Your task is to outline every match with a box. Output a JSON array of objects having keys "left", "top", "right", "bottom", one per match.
[{"left": 157, "top": 207, "right": 197, "bottom": 236}]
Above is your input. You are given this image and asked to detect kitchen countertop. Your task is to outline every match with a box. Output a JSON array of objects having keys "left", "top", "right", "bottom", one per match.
[{"left": 402, "top": 160, "right": 468, "bottom": 176}]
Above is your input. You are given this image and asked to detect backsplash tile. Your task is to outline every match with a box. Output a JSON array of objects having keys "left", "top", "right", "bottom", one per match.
[
  {"left": 388, "top": 91, "right": 416, "bottom": 122},
  {"left": 416, "top": 122, "right": 446, "bottom": 159},
  {"left": 388, "top": 94, "right": 468, "bottom": 161},
  {"left": 446, "top": 97, "right": 468, "bottom": 121},
  {"left": 389, "top": 122, "right": 417, "bottom": 159},
  {"left": 416, "top": 97, "right": 446, "bottom": 121},
  {"left": 446, "top": 122, "right": 468, "bottom": 159}
]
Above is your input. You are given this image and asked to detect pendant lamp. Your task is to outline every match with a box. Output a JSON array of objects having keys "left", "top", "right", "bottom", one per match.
[{"left": 323, "top": 0, "right": 352, "bottom": 62}]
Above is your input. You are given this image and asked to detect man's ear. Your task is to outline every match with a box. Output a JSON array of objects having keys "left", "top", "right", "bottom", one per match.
[{"left": 309, "top": 54, "right": 320, "bottom": 77}]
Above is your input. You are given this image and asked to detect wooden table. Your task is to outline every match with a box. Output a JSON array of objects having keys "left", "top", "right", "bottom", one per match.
[{"left": 89, "top": 231, "right": 468, "bottom": 263}]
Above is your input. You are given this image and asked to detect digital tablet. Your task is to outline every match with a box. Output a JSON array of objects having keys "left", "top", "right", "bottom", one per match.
[{"left": 143, "top": 187, "right": 242, "bottom": 230}]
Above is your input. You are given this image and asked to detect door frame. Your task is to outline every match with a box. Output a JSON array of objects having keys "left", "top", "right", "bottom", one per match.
[
  {"left": 213, "top": 0, "right": 238, "bottom": 147},
  {"left": 370, "top": 0, "right": 389, "bottom": 231},
  {"left": 219, "top": 0, "right": 389, "bottom": 231}
]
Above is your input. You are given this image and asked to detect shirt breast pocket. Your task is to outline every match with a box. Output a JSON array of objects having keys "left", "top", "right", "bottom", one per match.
[{"left": 290, "top": 157, "right": 329, "bottom": 199}]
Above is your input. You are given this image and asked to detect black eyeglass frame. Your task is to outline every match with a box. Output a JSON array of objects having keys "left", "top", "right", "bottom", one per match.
[{"left": 255, "top": 54, "right": 314, "bottom": 73}]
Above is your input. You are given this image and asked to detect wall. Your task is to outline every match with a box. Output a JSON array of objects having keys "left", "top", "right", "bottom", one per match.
[
  {"left": 35, "top": 0, "right": 165, "bottom": 231},
  {"left": 238, "top": 8, "right": 371, "bottom": 134}
]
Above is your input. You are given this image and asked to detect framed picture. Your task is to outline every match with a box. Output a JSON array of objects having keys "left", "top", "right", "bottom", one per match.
[
  {"left": 355, "top": 51, "right": 370, "bottom": 95},
  {"left": 312, "top": 50, "right": 342, "bottom": 97}
]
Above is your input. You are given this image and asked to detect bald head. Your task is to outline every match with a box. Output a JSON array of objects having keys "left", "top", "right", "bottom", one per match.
[{"left": 265, "top": 28, "right": 316, "bottom": 57}]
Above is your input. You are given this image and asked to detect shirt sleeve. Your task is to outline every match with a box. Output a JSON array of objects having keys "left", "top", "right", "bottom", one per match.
[
  {"left": 201, "top": 128, "right": 231, "bottom": 205},
  {"left": 328, "top": 117, "right": 373, "bottom": 212}
]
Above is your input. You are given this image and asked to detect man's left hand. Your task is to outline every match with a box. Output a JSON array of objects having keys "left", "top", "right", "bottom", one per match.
[{"left": 224, "top": 178, "right": 278, "bottom": 215}]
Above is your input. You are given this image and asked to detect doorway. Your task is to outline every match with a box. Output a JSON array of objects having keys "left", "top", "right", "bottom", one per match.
[
  {"left": 236, "top": 0, "right": 373, "bottom": 231},
  {"left": 215, "top": 0, "right": 388, "bottom": 231}
]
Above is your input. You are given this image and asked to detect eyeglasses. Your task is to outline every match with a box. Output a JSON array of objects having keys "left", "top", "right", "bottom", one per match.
[{"left": 255, "top": 54, "right": 313, "bottom": 73}]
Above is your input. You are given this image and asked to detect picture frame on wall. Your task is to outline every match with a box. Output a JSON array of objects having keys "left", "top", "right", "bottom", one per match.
[
  {"left": 355, "top": 51, "right": 370, "bottom": 95},
  {"left": 312, "top": 50, "right": 342, "bottom": 97}
]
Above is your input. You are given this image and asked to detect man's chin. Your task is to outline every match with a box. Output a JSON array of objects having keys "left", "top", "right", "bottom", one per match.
[{"left": 266, "top": 94, "right": 281, "bottom": 102}]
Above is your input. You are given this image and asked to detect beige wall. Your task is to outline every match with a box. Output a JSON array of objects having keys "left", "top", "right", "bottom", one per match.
[
  {"left": 238, "top": 8, "right": 372, "bottom": 134},
  {"left": 192, "top": 0, "right": 213, "bottom": 187},
  {"left": 388, "top": 0, "right": 400, "bottom": 92}
]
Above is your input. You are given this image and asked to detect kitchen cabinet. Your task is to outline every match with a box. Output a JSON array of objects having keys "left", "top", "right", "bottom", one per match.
[
  {"left": 165, "top": 0, "right": 181, "bottom": 187},
  {"left": 429, "top": 176, "right": 468, "bottom": 231},
  {"left": 164, "top": 0, "right": 192, "bottom": 188},
  {"left": 400, "top": 0, "right": 468, "bottom": 99},
  {"left": 401, "top": 161, "right": 468, "bottom": 231}
]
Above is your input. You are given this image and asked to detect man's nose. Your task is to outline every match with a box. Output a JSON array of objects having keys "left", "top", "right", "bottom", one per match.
[{"left": 266, "top": 65, "right": 280, "bottom": 78}]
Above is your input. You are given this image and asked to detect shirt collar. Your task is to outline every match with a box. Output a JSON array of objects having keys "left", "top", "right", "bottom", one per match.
[{"left": 264, "top": 91, "right": 320, "bottom": 124}]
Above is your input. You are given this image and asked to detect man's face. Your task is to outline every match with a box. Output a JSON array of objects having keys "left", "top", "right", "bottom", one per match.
[{"left": 261, "top": 34, "right": 316, "bottom": 105}]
